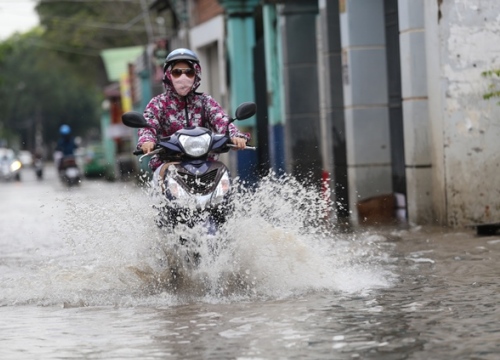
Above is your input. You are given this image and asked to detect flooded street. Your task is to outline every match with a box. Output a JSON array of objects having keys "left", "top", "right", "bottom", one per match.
[{"left": 1, "top": 165, "right": 499, "bottom": 359}]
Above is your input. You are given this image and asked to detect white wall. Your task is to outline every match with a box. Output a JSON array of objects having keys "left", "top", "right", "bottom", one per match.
[
  {"left": 425, "top": 0, "right": 500, "bottom": 226},
  {"left": 189, "top": 15, "right": 228, "bottom": 110}
]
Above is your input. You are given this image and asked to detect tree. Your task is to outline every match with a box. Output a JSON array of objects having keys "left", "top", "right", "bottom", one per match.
[
  {"left": 0, "top": 31, "right": 101, "bottom": 150},
  {"left": 36, "top": 0, "right": 152, "bottom": 87},
  {"left": 0, "top": 0, "right": 173, "bottom": 150}
]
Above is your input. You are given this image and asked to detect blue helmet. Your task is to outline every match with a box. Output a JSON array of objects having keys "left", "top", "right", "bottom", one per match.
[{"left": 59, "top": 124, "right": 71, "bottom": 135}]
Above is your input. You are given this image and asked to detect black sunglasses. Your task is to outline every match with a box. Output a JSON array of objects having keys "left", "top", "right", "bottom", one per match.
[{"left": 170, "top": 68, "right": 195, "bottom": 78}]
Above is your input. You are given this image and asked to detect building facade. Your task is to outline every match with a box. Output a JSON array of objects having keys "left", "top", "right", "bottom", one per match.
[{"left": 134, "top": 0, "right": 500, "bottom": 228}]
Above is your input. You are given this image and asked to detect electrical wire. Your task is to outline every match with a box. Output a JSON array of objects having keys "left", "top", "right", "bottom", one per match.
[
  {"left": 35, "top": 1, "right": 158, "bottom": 32},
  {"left": 6, "top": 1, "right": 140, "bottom": 3},
  {"left": 41, "top": 15, "right": 147, "bottom": 31},
  {"left": 25, "top": 38, "right": 102, "bottom": 56}
]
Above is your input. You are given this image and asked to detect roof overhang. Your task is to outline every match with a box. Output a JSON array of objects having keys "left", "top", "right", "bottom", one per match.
[{"left": 100, "top": 46, "right": 145, "bottom": 82}]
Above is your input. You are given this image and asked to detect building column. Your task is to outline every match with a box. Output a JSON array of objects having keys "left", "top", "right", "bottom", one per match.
[
  {"left": 398, "top": 0, "right": 433, "bottom": 224},
  {"left": 278, "top": 1, "right": 322, "bottom": 184},
  {"left": 263, "top": 4, "right": 286, "bottom": 174},
  {"left": 218, "top": 0, "right": 259, "bottom": 182},
  {"left": 318, "top": 0, "right": 350, "bottom": 220},
  {"left": 340, "top": 0, "right": 392, "bottom": 224}
]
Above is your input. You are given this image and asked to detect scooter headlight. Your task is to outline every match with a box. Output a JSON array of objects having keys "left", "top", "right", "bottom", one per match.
[
  {"left": 211, "top": 170, "right": 231, "bottom": 205},
  {"left": 179, "top": 134, "right": 211, "bottom": 157}
]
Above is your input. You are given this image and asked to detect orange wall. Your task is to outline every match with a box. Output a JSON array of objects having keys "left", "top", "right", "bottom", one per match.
[{"left": 194, "top": 0, "right": 224, "bottom": 25}]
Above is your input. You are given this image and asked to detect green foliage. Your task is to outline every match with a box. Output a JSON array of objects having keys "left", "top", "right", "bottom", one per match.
[
  {"left": 0, "top": 41, "right": 14, "bottom": 85},
  {"left": 481, "top": 69, "right": 500, "bottom": 103},
  {"left": 0, "top": 0, "right": 168, "bottom": 149},
  {"left": 36, "top": 0, "right": 150, "bottom": 86},
  {"left": 0, "top": 33, "right": 101, "bottom": 148}
]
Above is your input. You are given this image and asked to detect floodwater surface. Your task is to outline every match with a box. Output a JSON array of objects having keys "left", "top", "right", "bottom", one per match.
[{"left": 0, "top": 166, "right": 499, "bottom": 359}]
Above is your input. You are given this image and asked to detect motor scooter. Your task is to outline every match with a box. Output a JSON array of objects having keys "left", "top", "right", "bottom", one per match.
[
  {"left": 58, "top": 155, "right": 81, "bottom": 186},
  {"left": 122, "top": 102, "right": 256, "bottom": 276}
]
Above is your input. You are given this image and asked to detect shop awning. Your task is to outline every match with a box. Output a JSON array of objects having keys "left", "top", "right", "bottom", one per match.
[{"left": 100, "top": 46, "right": 145, "bottom": 82}]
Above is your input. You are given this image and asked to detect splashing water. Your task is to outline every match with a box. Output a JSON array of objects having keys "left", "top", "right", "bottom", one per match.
[
  {"left": 1, "top": 174, "right": 395, "bottom": 307},
  {"left": 127, "top": 173, "right": 395, "bottom": 302}
]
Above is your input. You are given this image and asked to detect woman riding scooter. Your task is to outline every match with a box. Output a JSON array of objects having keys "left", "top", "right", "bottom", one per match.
[{"left": 137, "top": 48, "right": 250, "bottom": 181}]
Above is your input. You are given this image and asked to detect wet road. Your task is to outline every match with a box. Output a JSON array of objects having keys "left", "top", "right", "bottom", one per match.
[{"left": 1, "top": 164, "right": 499, "bottom": 359}]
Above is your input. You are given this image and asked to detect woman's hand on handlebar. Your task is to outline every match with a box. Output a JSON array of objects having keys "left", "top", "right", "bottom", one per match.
[
  {"left": 230, "top": 137, "right": 247, "bottom": 150},
  {"left": 141, "top": 141, "right": 155, "bottom": 154}
]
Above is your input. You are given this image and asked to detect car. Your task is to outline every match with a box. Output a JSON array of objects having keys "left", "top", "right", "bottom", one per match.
[
  {"left": 18, "top": 150, "right": 33, "bottom": 167},
  {"left": 83, "top": 143, "right": 108, "bottom": 178},
  {"left": 0, "top": 148, "right": 22, "bottom": 181}
]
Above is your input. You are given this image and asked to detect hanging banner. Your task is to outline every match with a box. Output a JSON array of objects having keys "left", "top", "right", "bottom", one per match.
[{"left": 120, "top": 73, "right": 133, "bottom": 112}]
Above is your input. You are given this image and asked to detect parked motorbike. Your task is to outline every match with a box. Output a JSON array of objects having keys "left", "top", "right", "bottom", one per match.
[
  {"left": 122, "top": 102, "right": 256, "bottom": 274},
  {"left": 58, "top": 155, "right": 81, "bottom": 186}
]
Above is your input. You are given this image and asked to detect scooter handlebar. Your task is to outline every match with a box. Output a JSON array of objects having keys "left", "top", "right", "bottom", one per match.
[
  {"left": 133, "top": 148, "right": 162, "bottom": 163},
  {"left": 227, "top": 144, "right": 257, "bottom": 150}
]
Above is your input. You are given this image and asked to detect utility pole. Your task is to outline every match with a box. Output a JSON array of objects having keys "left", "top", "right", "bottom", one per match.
[{"left": 140, "top": 0, "right": 155, "bottom": 44}]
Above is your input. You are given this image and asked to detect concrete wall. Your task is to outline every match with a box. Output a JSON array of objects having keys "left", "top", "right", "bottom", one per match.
[
  {"left": 189, "top": 15, "right": 227, "bottom": 108},
  {"left": 425, "top": 0, "right": 500, "bottom": 226}
]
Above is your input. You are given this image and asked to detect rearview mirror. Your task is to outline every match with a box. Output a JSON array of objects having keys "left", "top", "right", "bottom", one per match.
[
  {"left": 234, "top": 102, "right": 257, "bottom": 121},
  {"left": 122, "top": 111, "right": 151, "bottom": 128}
]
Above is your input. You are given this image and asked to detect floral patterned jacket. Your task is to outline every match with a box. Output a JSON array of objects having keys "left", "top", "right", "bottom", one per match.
[{"left": 137, "top": 61, "right": 250, "bottom": 171}]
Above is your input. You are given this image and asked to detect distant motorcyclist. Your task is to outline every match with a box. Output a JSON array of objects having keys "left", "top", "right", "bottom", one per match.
[
  {"left": 54, "top": 124, "right": 77, "bottom": 170},
  {"left": 137, "top": 48, "right": 250, "bottom": 176}
]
